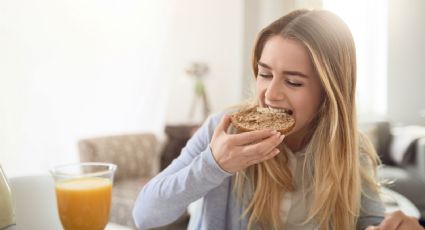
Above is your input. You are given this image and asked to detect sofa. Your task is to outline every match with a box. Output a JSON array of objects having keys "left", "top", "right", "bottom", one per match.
[
  {"left": 361, "top": 121, "right": 425, "bottom": 219},
  {"left": 78, "top": 125, "right": 198, "bottom": 229}
]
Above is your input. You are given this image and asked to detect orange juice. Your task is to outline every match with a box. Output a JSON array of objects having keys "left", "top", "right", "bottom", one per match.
[{"left": 55, "top": 177, "right": 112, "bottom": 230}]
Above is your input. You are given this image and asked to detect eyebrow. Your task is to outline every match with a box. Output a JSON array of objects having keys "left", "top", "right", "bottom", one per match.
[{"left": 257, "top": 61, "right": 309, "bottom": 78}]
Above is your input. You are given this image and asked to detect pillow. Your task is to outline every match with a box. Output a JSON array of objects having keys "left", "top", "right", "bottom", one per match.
[{"left": 160, "top": 125, "right": 200, "bottom": 170}]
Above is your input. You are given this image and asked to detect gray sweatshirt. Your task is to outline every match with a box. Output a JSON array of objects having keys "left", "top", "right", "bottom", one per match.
[{"left": 132, "top": 112, "right": 385, "bottom": 230}]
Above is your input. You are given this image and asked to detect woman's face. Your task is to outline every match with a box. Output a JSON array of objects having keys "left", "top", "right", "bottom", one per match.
[{"left": 256, "top": 36, "right": 323, "bottom": 143}]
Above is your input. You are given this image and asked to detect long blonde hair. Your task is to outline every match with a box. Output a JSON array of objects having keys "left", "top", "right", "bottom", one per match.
[{"left": 234, "top": 9, "right": 381, "bottom": 230}]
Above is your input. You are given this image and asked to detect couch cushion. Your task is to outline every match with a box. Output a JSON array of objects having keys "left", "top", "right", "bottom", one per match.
[
  {"left": 113, "top": 177, "right": 151, "bottom": 200},
  {"left": 79, "top": 134, "right": 159, "bottom": 181},
  {"left": 379, "top": 166, "right": 425, "bottom": 218},
  {"left": 390, "top": 126, "right": 425, "bottom": 165},
  {"left": 111, "top": 178, "right": 189, "bottom": 229},
  {"left": 360, "top": 121, "right": 394, "bottom": 165},
  {"left": 160, "top": 125, "right": 200, "bottom": 170},
  {"left": 111, "top": 178, "right": 151, "bottom": 227}
]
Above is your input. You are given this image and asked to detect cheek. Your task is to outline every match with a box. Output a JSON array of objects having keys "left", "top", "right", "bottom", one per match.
[
  {"left": 256, "top": 79, "right": 267, "bottom": 99},
  {"left": 292, "top": 93, "right": 321, "bottom": 126}
]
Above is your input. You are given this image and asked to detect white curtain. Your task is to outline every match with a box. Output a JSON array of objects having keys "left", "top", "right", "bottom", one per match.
[
  {"left": 323, "top": 0, "right": 388, "bottom": 122},
  {"left": 0, "top": 0, "right": 176, "bottom": 176}
]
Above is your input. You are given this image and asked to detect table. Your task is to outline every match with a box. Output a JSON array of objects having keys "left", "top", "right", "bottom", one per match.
[
  {"left": 9, "top": 175, "right": 420, "bottom": 229},
  {"left": 106, "top": 223, "right": 133, "bottom": 230},
  {"left": 9, "top": 174, "right": 132, "bottom": 230}
]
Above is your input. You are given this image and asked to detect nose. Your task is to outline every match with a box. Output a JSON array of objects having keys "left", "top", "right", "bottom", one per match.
[{"left": 265, "top": 78, "right": 285, "bottom": 102}]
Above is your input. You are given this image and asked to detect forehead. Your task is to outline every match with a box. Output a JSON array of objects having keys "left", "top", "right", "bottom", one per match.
[{"left": 260, "top": 36, "right": 315, "bottom": 74}]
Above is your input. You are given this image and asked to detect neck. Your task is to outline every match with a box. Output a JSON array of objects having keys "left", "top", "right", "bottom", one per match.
[
  {"left": 284, "top": 126, "right": 313, "bottom": 153},
  {"left": 284, "top": 135, "right": 304, "bottom": 153}
]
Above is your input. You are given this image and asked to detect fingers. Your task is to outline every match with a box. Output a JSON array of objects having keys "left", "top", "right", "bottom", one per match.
[
  {"left": 246, "top": 148, "right": 281, "bottom": 166},
  {"left": 215, "top": 115, "right": 232, "bottom": 134},
  {"left": 243, "top": 132, "right": 285, "bottom": 157},
  {"left": 379, "top": 210, "right": 404, "bottom": 230},
  {"left": 210, "top": 114, "right": 286, "bottom": 172},
  {"left": 371, "top": 210, "right": 423, "bottom": 230},
  {"left": 229, "top": 129, "right": 277, "bottom": 146},
  {"left": 244, "top": 134, "right": 285, "bottom": 166}
]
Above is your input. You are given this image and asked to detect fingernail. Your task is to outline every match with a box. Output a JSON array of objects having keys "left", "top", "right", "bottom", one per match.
[
  {"left": 273, "top": 149, "right": 280, "bottom": 154},
  {"left": 365, "top": 227, "right": 378, "bottom": 230},
  {"left": 271, "top": 130, "right": 278, "bottom": 135},
  {"left": 279, "top": 135, "right": 285, "bottom": 142}
]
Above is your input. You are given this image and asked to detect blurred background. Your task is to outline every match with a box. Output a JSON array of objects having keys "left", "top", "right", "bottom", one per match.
[
  {"left": 2, "top": 0, "right": 425, "bottom": 228},
  {"left": 1, "top": 0, "right": 424, "bottom": 177}
]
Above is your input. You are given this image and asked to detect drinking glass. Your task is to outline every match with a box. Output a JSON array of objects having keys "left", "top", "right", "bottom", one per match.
[
  {"left": 0, "top": 165, "right": 16, "bottom": 230},
  {"left": 50, "top": 162, "right": 116, "bottom": 230}
]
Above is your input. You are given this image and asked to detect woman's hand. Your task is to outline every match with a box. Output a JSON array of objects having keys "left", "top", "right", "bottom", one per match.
[
  {"left": 210, "top": 115, "right": 285, "bottom": 173},
  {"left": 366, "top": 210, "right": 424, "bottom": 230}
]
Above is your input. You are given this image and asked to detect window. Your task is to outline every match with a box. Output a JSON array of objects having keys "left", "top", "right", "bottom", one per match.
[{"left": 324, "top": 0, "right": 388, "bottom": 121}]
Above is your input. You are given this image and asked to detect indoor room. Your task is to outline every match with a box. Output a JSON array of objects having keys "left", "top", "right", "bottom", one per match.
[{"left": 1, "top": 0, "right": 424, "bottom": 229}]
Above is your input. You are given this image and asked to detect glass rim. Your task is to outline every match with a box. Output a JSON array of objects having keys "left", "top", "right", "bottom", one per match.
[{"left": 50, "top": 162, "right": 117, "bottom": 179}]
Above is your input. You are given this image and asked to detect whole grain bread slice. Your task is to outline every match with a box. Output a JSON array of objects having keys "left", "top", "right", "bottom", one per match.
[{"left": 230, "top": 106, "right": 295, "bottom": 134}]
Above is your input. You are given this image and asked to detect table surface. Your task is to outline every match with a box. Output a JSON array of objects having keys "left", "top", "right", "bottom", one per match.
[
  {"left": 106, "top": 223, "right": 133, "bottom": 230},
  {"left": 9, "top": 174, "right": 133, "bottom": 230},
  {"left": 8, "top": 174, "right": 421, "bottom": 230}
]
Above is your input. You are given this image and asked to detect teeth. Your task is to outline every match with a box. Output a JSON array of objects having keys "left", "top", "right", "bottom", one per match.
[
  {"left": 257, "top": 106, "right": 290, "bottom": 114},
  {"left": 256, "top": 107, "right": 271, "bottom": 113},
  {"left": 269, "top": 107, "right": 286, "bottom": 113}
]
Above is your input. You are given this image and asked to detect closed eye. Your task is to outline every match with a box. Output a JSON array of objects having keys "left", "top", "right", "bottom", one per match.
[
  {"left": 286, "top": 80, "right": 303, "bottom": 87},
  {"left": 258, "top": 73, "right": 273, "bottom": 78}
]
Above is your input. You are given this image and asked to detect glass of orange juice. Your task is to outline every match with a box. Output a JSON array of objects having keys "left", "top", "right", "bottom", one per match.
[{"left": 50, "top": 162, "right": 116, "bottom": 230}]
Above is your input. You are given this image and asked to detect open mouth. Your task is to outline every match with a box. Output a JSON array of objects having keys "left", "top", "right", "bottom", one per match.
[{"left": 259, "top": 105, "right": 294, "bottom": 115}]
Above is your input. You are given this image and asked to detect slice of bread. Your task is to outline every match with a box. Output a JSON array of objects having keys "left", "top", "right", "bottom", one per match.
[{"left": 230, "top": 106, "right": 295, "bottom": 134}]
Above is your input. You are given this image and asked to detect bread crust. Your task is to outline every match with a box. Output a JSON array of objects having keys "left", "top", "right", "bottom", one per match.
[{"left": 230, "top": 106, "right": 295, "bottom": 134}]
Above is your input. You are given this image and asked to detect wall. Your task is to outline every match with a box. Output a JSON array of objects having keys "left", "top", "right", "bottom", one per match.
[
  {"left": 164, "top": 0, "right": 244, "bottom": 124},
  {"left": 242, "top": 0, "right": 322, "bottom": 100},
  {"left": 0, "top": 0, "right": 244, "bottom": 176},
  {"left": 242, "top": 0, "right": 291, "bottom": 100},
  {"left": 387, "top": 0, "right": 425, "bottom": 126},
  {"left": 0, "top": 0, "right": 175, "bottom": 176}
]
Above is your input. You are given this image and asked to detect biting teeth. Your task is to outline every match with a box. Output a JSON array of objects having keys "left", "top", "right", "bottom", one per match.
[
  {"left": 270, "top": 107, "right": 285, "bottom": 113},
  {"left": 257, "top": 106, "right": 290, "bottom": 114}
]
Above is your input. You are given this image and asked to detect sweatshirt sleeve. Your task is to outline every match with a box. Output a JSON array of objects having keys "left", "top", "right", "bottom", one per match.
[{"left": 132, "top": 113, "right": 233, "bottom": 229}]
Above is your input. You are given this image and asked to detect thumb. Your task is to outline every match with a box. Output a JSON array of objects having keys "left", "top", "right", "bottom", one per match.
[
  {"left": 365, "top": 226, "right": 379, "bottom": 230},
  {"left": 216, "top": 114, "right": 232, "bottom": 134}
]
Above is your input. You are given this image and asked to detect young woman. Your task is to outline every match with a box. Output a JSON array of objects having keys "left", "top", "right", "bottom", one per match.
[{"left": 133, "top": 9, "right": 423, "bottom": 230}]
